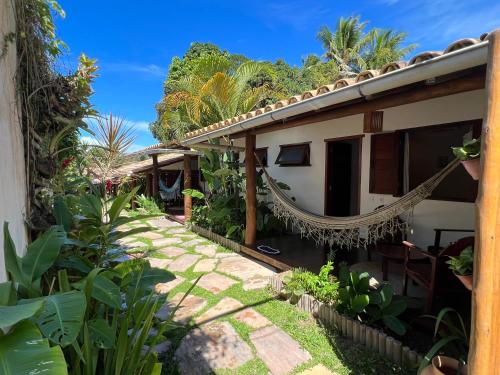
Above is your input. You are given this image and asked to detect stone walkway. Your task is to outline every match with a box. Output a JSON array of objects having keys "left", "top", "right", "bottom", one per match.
[{"left": 124, "top": 217, "right": 342, "bottom": 375}]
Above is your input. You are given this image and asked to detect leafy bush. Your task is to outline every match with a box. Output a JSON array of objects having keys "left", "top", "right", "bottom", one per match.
[
  {"left": 447, "top": 246, "right": 473, "bottom": 276},
  {"left": 1, "top": 187, "right": 189, "bottom": 374},
  {"left": 337, "top": 263, "right": 408, "bottom": 336},
  {"left": 135, "top": 194, "right": 164, "bottom": 215},
  {"left": 282, "top": 261, "right": 339, "bottom": 304},
  {"left": 183, "top": 149, "right": 287, "bottom": 242}
]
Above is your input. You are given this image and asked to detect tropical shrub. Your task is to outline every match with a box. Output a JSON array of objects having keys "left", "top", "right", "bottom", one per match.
[
  {"left": 282, "top": 261, "right": 339, "bottom": 304},
  {"left": 337, "top": 263, "right": 408, "bottom": 336},
  {"left": 2, "top": 187, "right": 185, "bottom": 374},
  {"left": 418, "top": 308, "right": 469, "bottom": 373},
  {"left": 135, "top": 194, "right": 164, "bottom": 215},
  {"left": 183, "top": 149, "right": 287, "bottom": 242}
]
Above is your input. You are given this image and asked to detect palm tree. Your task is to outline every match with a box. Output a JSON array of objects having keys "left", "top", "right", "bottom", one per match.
[
  {"left": 317, "top": 16, "right": 369, "bottom": 76},
  {"left": 317, "top": 16, "right": 417, "bottom": 75},
  {"left": 363, "top": 29, "right": 417, "bottom": 69},
  {"left": 160, "top": 54, "right": 273, "bottom": 141}
]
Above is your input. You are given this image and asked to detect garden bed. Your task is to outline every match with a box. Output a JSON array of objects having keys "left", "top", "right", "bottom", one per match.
[{"left": 269, "top": 273, "right": 423, "bottom": 368}]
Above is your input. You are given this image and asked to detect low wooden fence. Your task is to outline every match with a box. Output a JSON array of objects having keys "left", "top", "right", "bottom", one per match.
[{"left": 269, "top": 274, "right": 423, "bottom": 368}]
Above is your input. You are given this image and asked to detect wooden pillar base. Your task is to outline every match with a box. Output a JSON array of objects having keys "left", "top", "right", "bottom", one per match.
[
  {"left": 245, "top": 134, "right": 257, "bottom": 246},
  {"left": 184, "top": 155, "right": 192, "bottom": 221}
]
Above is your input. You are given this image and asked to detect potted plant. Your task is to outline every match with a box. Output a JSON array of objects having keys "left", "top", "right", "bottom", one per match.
[
  {"left": 451, "top": 138, "right": 481, "bottom": 180},
  {"left": 419, "top": 308, "right": 469, "bottom": 375},
  {"left": 446, "top": 247, "right": 473, "bottom": 291}
]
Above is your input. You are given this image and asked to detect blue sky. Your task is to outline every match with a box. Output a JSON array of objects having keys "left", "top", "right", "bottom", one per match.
[{"left": 54, "top": 0, "right": 498, "bottom": 151}]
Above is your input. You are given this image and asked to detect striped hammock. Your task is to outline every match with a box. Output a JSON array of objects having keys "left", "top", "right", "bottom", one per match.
[
  {"left": 159, "top": 171, "right": 182, "bottom": 201},
  {"left": 261, "top": 158, "right": 460, "bottom": 248}
]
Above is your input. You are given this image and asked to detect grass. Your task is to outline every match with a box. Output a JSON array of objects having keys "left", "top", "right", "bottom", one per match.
[{"left": 130, "top": 220, "right": 416, "bottom": 375}]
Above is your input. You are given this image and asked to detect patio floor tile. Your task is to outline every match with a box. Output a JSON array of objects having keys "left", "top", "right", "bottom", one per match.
[
  {"left": 250, "top": 325, "right": 311, "bottom": 375},
  {"left": 242, "top": 274, "right": 270, "bottom": 291},
  {"left": 155, "top": 275, "right": 185, "bottom": 294},
  {"left": 168, "top": 254, "right": 201, "bottom": 272},
  {"left": 175, "top": 321, "right": 253, "bottom": 375},
  {"left": 152, "top": 237, "right": 182, "bottom": 247},
  {"left": 182, "top": 238, "right": 205, "bottom": 247},
  {"left": 194, "top": 244, "right": 218, "bottom": 257},
  {"left": 148, "top": 257, "right": 172, "bottom": 269},
  {"left": 196, "top": 272, "right": 238, "bottom": 294},
  {"left": 196, "top": 297, "right": 243, "bottom": 325},
  {"left": 234, "top": 308, "right": 272, "bottom": 329},
  {"left": 157, "top": 246, "right": 186, "bottom": 258},
  {"left": 156, "top": 293, "right": 207, "bottom": 322},
  {"left": 217, "top": 256, "right": 275, "bottom": 281},
  {"left": 193, "top": 258, "right": 218, "bottom": 273}
]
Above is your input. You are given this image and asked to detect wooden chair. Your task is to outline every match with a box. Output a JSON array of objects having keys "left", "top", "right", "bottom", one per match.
[{"left": 402, "top": 236, "right": 474, "bottom": 313}]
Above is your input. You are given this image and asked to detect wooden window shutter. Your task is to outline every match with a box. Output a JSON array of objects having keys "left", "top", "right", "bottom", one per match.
[{"left": 369, "top": 132, "right": 401, "bottom": 195}]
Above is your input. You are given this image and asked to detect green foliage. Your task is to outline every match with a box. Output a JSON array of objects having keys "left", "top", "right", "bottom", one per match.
[
  {"left": 185, "top": 150, "right": 286, "bottom": 242},
  {"left": 452, "top": 138, "right": 481, "bottom": 161},
  {"left": 135, "top": 194, "right": 164, "bottom": 215},
  {"left": 419, "top": 308, "right": 469, "bottom": 373},
  {"left": 337, "top": 263, "right": 408, "bottom": 336},
  {"left": 282, "top": 261, "right": 339, "bottom": 304},
  {"left": 447, "top": 246, "right": 474, "bottom": 275}
]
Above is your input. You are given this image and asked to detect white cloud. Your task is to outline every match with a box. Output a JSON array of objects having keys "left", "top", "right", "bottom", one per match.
[
  {"left": 261, "top": 0, "right": 332, "bottom": 30},
  {"left": 128, "top": 120, "right": 151, "bottom": 133}
]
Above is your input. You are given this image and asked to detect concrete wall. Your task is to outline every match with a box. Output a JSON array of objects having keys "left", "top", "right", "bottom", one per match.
[
  {"left": 0, "top": 1, "right": 28, "bottom": 281},
  {"left": 241, "top": 89, "right": 485, "bottom": 246}
]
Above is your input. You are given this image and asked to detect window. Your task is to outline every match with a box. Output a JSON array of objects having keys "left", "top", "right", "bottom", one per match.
[
  {"left": 369, "top": 120, "right": 481, "bottom": 202},
  {"left": 255, "top": 148, "right": 268, "bottom": 167},
  {"left": 275, "top": 143, "right": 310, "bottom": 166}
]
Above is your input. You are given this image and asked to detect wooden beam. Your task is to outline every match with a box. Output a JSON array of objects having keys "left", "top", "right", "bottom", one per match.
[
  {"left": 183, "top": 155, "right": 192, "bottom": 220},
  {"left": 130, "top": 178, "right": 137, "bottom": 209},
  {"left": 468, "top": 30, "right": 500, "bottom": 373},
  {"left": 145, "top": 173, "right": 152, "bottom": 197},
  {"left": 152, "top": 154, "right": 159, "bottom": 197},
  {"left": 245, "top": 134, "right": 257, "bottom": 246},
  {"left": 229, "top": 71, "right": 485, "bottom": 138}
]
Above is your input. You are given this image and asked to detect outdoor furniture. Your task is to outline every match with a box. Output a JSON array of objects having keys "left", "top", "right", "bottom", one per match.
[
  {"left": 430, "top": 228, "right": 475, "bottom": 252},
  {"left": 377, "top": 243, "right": 426, "bottom": 281},
  {"left": 402, "top": 236, "right": 474, "bottom": 313}
]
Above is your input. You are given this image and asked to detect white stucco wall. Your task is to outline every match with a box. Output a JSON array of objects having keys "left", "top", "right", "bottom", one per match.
[
  {"left": 0, "top": 1, "right": 28, "bottom": 281},
  {"left": 245, "top": 89, "right": 485, "bottom": 247}
]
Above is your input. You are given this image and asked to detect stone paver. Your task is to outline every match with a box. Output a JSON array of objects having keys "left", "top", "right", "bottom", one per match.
[
  {"left": 242, "top": 274, "right": 270, "bottom": 291},
  {"left": 234, "top": 308, "right": 272, "bottom": 329},
  {"left": 250, "top": 325, "right": 312, "bottom": 375},
  {"left": 155, "top": 275, "right": 185, "bottom": 294},
  {"left": 140, "top": 231, "right": 164, "bottom": 240},
  {"left": 215, "top": 252, "right": 239, "bottom": 258},
  {"left": 297, "top": 365, "right": 337, "bottom": 375},
  {"left": 168, "top": 227, "right": 187, "bottom": 234},
  {"left": 182, "top": 239, "right": 205, "bottom": 247},
  {"left": 174, "top": 233, "right": 197, "bottom": 239},
  {"left": 196, "top": 297, "right": 244, "bottom": 325},
  {"left": 156, "top": 293, "right": 207, "bottom": 322},
  {"left": 157, "top": 246, "right": 186, "bottom": 258},
  {"left": 168, "top": 254, "right": 201, "bottom": 272},
  {"left": 175, "top": 321, "right": 253, "bottom": 375},
  {"left": 196, "top": 272, "right": 238, "bottom": 294},
  {"left": 194, "top": 244, "right": 218, "bottom": 257},
  {"left": 193, "top": 258, "right": 218, "bottom": 273},
  {"left": 217, "top": 256, "right": 275, "bottom": 283},
  {"left": 148, "top": 257, "right": 172, "bottom": 269},
  {"left": 123, "top": 241, "right": 147, "bottom": 248},
  {"left": 147, "top": 219, "right": 180, "bottom": 229},
  {"left": 152, "top": 237, "right": 182, "bottom": 247}
]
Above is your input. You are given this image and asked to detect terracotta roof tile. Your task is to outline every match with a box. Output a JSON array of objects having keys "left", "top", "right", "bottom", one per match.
[{"left": 184, "top": 32, "right": 490, "bottom": 140}]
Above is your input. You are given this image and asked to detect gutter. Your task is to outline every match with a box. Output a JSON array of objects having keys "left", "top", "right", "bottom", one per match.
[{"left": 182, "top": 41, "right": 488, "bottom": 146}]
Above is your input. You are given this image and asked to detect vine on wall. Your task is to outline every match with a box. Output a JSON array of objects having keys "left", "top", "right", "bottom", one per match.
[{"left": 12, "top": 0, "right": 98, "bottom": 233}]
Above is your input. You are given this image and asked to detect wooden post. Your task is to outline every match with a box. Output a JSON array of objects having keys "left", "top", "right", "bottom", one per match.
[
  {"left": 152, "top": 154, "right": 159, "bottom": 197},
  {"left": 130, "top": 178, "right": 137, "bottom": 209},
  {"left": 145, "top": 173, "right": 152, "bottom": 197},
  {"left": 245, "top": 133, "right": 257, "bottom": 246},
  {"left": 468, "top": 29, "right": 500, "bottom": 373},
  {"left": 184, "top": 154, "right": 192, "bottom": 220}
]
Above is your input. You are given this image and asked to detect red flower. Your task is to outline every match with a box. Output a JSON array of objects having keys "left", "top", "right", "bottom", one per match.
[
  {"left": 105, "top": 179, "right": 113, "bottom": 193},
  {"left": 61, "top": 157, "right": 74, "bottom": 170}
]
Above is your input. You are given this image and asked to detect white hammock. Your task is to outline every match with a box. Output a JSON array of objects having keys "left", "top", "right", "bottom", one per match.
[
  {"left": 159, "top": 172, "right": 182, "bottom": 201},
  {"left": 261, "top": 158, "right": 460, "bottom": 248}
]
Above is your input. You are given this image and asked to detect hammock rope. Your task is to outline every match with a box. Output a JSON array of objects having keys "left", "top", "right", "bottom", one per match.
[
  {"left": 159, "top": 171, "right": 183, "bottom": 201},
  {"left": 260, "top": 158, "right": 460, "bottom": 248}
]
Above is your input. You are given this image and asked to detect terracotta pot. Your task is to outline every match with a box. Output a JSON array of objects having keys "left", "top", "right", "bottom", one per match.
[
  {"left": 461, "top": 159, "right": 480, "bottom": 180},
  {"left": 455, "top": 274, "right": 473, "bottom": 291},
  {"left": 421, "top": 356, "right": 467, "bottom": 375}
]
